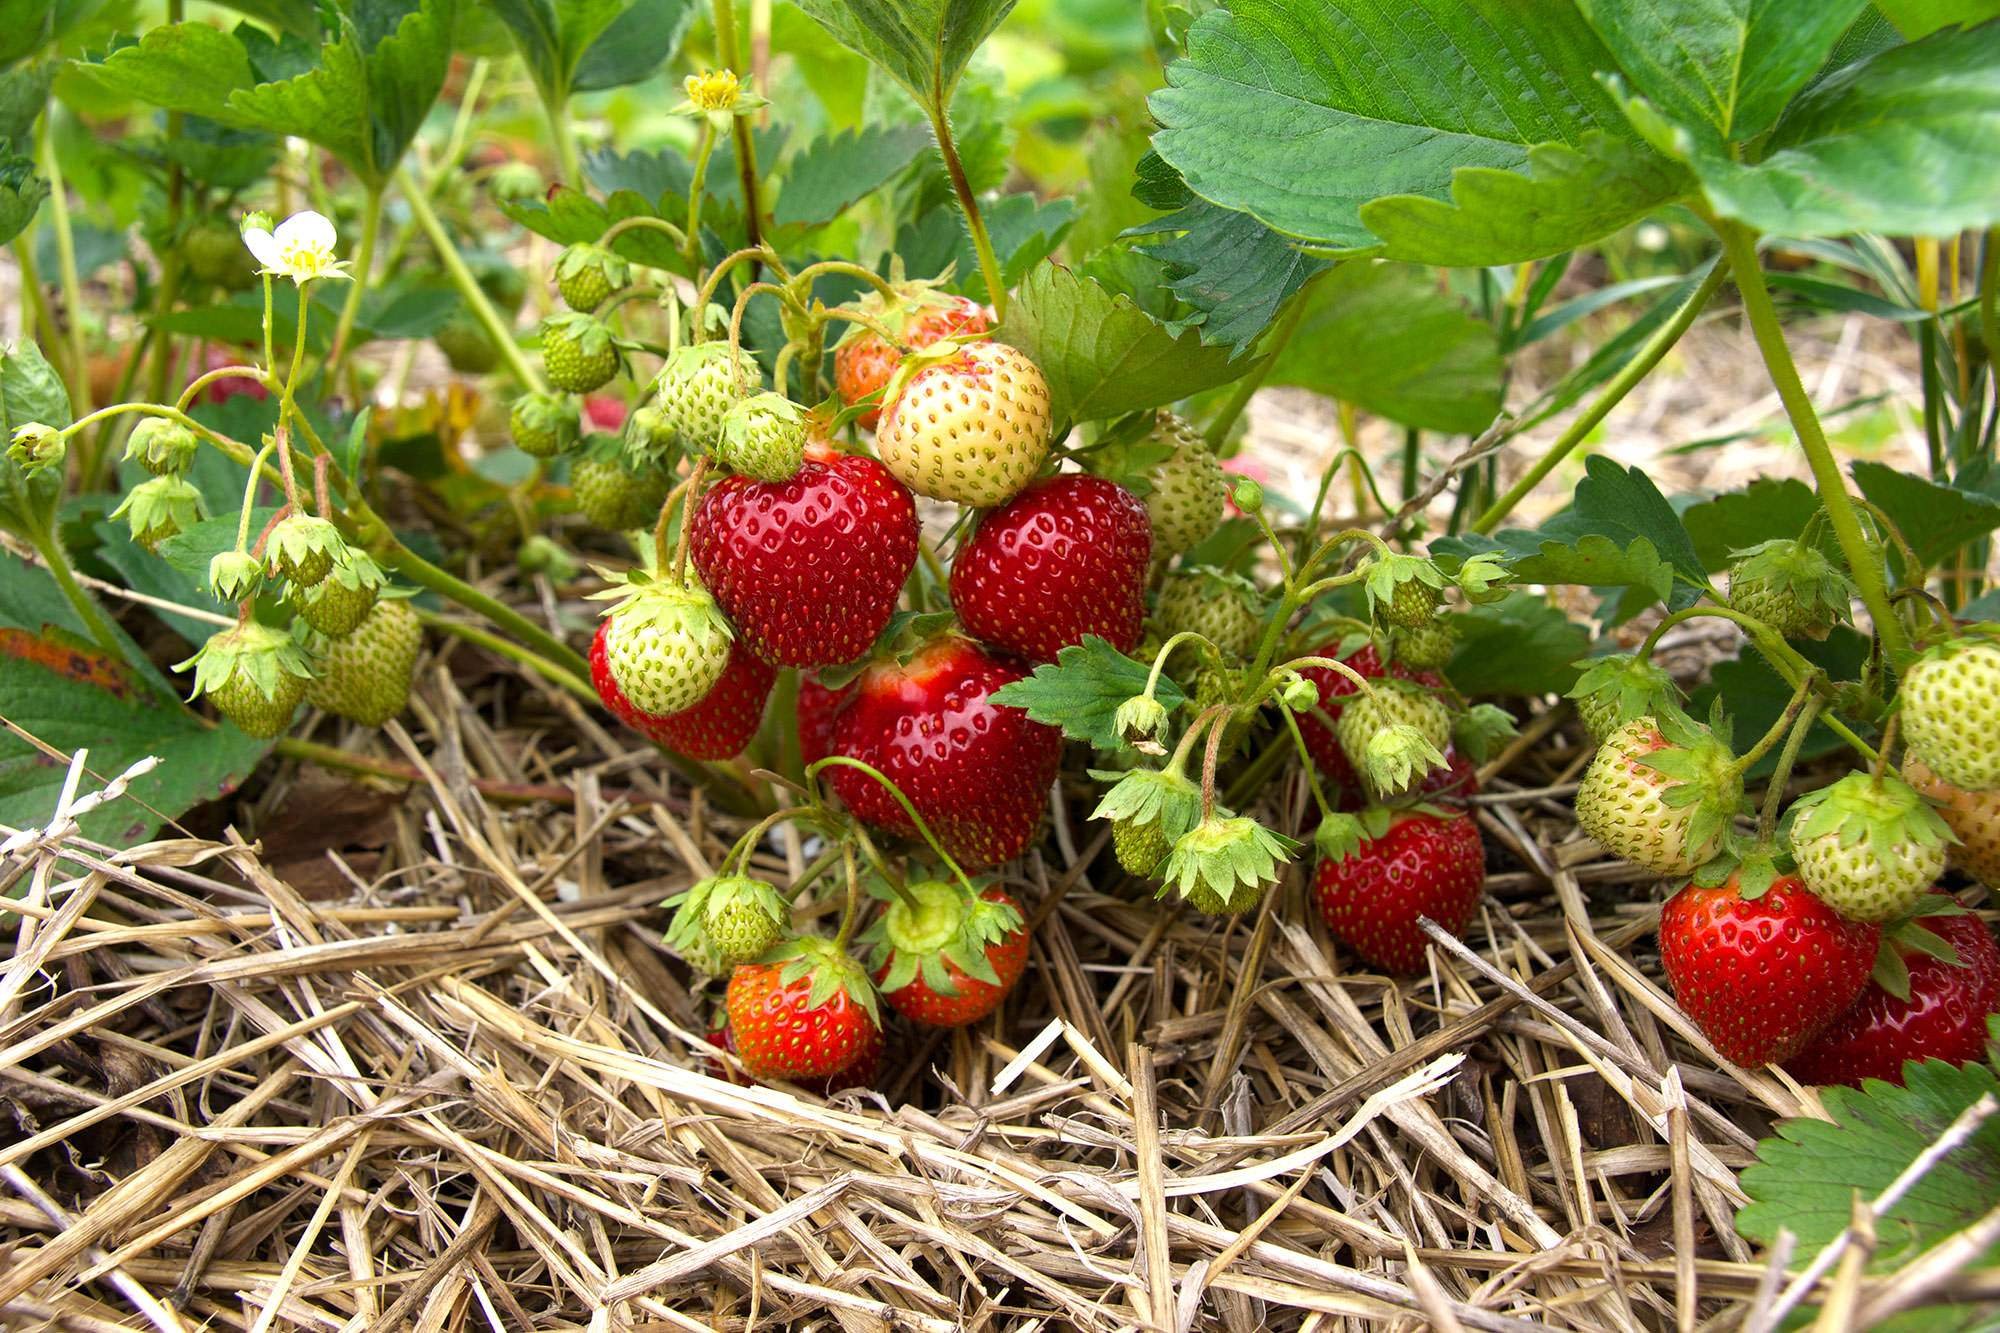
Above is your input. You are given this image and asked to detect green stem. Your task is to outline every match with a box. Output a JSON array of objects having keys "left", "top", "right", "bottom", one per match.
[
  {"left": 1716, "top": 220, "right": 1908, "bottom": 664},
  {"left": 414, "top": 610, "right": 595, "bottom": 705},
  {"left": 234, "top": 437, "right": 278, "bottom": 551},
  {"left": 1206, "top": 287, "right": 1311, "bottom": 450},
  {"left": 325, "top": 186, "right": 382, "bottom": 375},
  {"left": 29, "top": 521, "right": 124, "bottom": 661},
  {"left": 1756, "top": 697, "right": 1822, "bottom": 842},
  {"left": 12, "top": 239, "right": 62, "bottom": 380},
  {"left": 925, "top": 103, "right": 1006, "bottom": 320},
  {"left": 685, "top": 121, "right": 718, "bottom": 271},
  {"left": 377, "top": 541, "right": 588, "bottom": 681},
  {"left": 546, "top": 89, "right": 584, "bottom": 187},
  {"left": 805, "top": 755, "right": 977, "bottom": 896},
  {"left": 1729, "top": 675, "right": 1818, "bottom": 776},
  {"left": 1982, "top": 228, "right": 1999, "bottom": 428},
  {"left": 1279, "top": 704, "right": 1335, "bottom": 820},
  {"left": 395, "top": 166, "right": 543, "bottom": 391},
  {"left": 37, "top": 108, "right": 91, "bottom": 420},
  {"left": 1474, "top": 261, "right": 1727, "bottom": 534}
]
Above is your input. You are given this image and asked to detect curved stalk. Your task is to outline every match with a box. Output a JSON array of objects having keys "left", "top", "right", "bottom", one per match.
[
  {"left": 805, "top": 755, "right": 978, "bottom": 897},
  {"left": 37, "top": 109, "right": 90, "bottom": 420},
  {"left": 415, "top": 610, "right": 596, "bottom": 705},
  {"left": 925, "top": 103, "right": 1006, "bottom": 320},
  {"left": 377, "top": 542, "right": 588, "bottom": 682},
  {"left": 395, "top": 166, "right": 543, "bottom": 391}
]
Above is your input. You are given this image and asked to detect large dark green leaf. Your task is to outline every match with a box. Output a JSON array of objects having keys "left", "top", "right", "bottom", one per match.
[
  {"left": 1578, "top": 0, "right": 1867, "bottom": 144},
  {"left": 773, "top": 122, "right": 933, "bottom": 229},
  {"left": 1149, "top": 0, "right": 1643, "bottom": 253},
  {"left": 1267, "top": 263, "right": 1502, "bottom": 433},
  {"left": 1445, "top": 594, "right": 1590, "bottom": 697},
  {"left": 572, "top": 0, "right": 694, "bottom": 92},
  {"left": 893, "top": 194, "right": 1076, "bottom": 304},
  {"left": 487, "top": 0, "right": 627, "bottom": 100},
  {"left": 1876, "top": 0, "right": 2000, "bottom": 36},
  {"left": 996, "top": 261, "right": 1245, "bottom": 425},
  {"left": 1680, "top": 478, "right": 1822, "bottom": 569},
  {"left": 793, "top": 0, "right": 1018, "bottom": 107},
  {"left": 1853, "top": 460, "right": 2000, "bottom": 568},
  {"left": 1674, "top": 23, "right": 2000, "bottom": 237}
]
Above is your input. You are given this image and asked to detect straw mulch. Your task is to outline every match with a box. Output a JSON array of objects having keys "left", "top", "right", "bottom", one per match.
[{"left": 2, "top": 618, "right": 1993, "bottom": 1333}]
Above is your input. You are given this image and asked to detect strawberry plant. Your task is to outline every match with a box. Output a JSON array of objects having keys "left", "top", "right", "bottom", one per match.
[{"left": 6, "top": 0, "right": 2000, "bottom": 1325}]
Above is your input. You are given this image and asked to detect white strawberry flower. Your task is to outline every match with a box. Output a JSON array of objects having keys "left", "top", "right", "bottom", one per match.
[{"left": 240, "top": 210, "right": 349, "bottom": 285}]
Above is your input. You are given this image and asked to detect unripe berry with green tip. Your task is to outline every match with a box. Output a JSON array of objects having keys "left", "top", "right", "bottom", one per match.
[
  {"left": 1138, "top": 411, "right": 1226, "bottom": 555},
  {"left": 553, "top": 242, "right": 629, "bottom": 313},
  {"left": 264, "top": 513, "right": 345, "bottom": 589},
  {"left": 1787, "top": 772, "right": 1952, "bottom": 923},
  {"left": 571, "top": 443, "right": 668, "bottom": 531},
  {"left": 1726, "top": 538, "right": 1852, "bottom": 639},
  {"left": 433, "top": 312, "right": 500, "bottom": 374},
  {"left": 715, "top": 391, "right": 807, "bottom": 481},
  {"left": 177, "top": 620, "right": 315, "bottom": 738},
  {"left": 590, "top": 573, "right": 734, "bottom": 715},
  {"left": 123, "top": 418, "right": 199, "bottom": 476},
  {"left": 183, "top": 220, "right": 258, "bottom": 289},
  {"left": 1393, "top": 618, "right": 1457, "bottom": 672},
  {"left": 305, "top": 598, "right": 422, "bottom": 726},
  {"left": 291, "top": 549, "right": 387, "bottom": 638},
  {"left": 510, "top": 392, "right": 581, "bottom": 458},
  {"left": 112, "top": 475, "right": 203, "bottom": 550},
  {"left": 656, "top": 341, "right": 759, "bottom": 450},
  {"left": 1092, "top": 765, "right": 1201, "bottom": 878},
  {"left": 1155, "top": 567, "right": 1262, "bottom": 661},
  {"left": 539, "top": 312, "right": 620, "bottom": 393}
]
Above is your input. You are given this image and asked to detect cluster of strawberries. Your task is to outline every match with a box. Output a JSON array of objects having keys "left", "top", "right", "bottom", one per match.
[{"left": 1573, "top": 640, "right": 2000, "bottom": 1087}]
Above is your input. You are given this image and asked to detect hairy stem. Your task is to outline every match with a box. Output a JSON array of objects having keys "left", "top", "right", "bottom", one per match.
[{"left": 925, "top": 103, "right": 1006, "bottom": 321}]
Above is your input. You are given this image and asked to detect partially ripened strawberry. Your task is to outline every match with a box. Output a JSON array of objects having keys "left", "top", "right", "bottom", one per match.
[
  {"left": 1576, "top": 716, "right": 1740, "bottom": 875},
  {"left": 875, "top": 342, "right": 1053, "bottom": 507},
  {"left": 950, "top": 473, "right": 1151, "bottom": 662},
  {"left": 835, "top": 291, "right": 991, "bottom": 429},
  {"left": 825, "top": 634, "right": 1061, "bottom": 869},
  {"left": 705, "top": 1021, "right": 881, "bottom": 1095},
  {"left": 724, "top": 942, "right": 880, "bottom": 1084},
  {"left": 689, "top": 442, "right": 919, "bottom": 668},
  {"left": 1903, "top": 755, "right": 2000, "bottom": 886},
  {"left": 1313, "top": 811, "right": 1484, "bottom": 973},
  {"left": 798, "top": 675, "right": 855, "bottom": 767},
  {"left": 1297, "top": 641, "right": 1443, "bottom": 797},
  {"left": 572, "top": 447, "right": 668, "bottom": 531},
  {"left": 1901, "top": 639, "right": 2000, "bottom": 791},
  {"left": 1659, "top": 873, "right": 1880, "bottom": 1067},
  {"left": 867, "top": 883, "right": 1029, "bottom": 1027},
  {"left": 1788, "top": 912, "right": 2000, "bottom": 1087},
  {"left": 590, "top": 621, "right": 774, "bottom": 760}
]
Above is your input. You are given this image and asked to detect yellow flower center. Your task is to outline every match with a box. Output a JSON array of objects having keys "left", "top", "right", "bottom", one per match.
[{"left": 684, "top": 68, "right": 740, "bottom": 112}]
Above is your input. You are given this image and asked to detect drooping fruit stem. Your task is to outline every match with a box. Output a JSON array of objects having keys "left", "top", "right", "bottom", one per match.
[
  {"left": 805, "top": 755, "right": 977, "bottom": 897},
  {"left": 325, "top": 185, "right": 382, "bottom": 376},
  {"left": 1716, "top": 219, "right": 1909, "bottom": 665},
  {"left": 1755, "top": 693, "right": 1822, "bottom": 842},
  {"left": 1729, "top": 675, "right": 1820, "bottom": 780}
]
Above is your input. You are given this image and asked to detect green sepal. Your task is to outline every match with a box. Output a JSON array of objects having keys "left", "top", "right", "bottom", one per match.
[
  {"left": 1789, "top": 772, "right": 1958, "bottom": 858},
  {"left": 263, "top": 512, "right": 345, "bottom": 584},
  {"left": 1157, "top": 812, "right": 1299, "bottom": 910},
  {"left": 1313, "top": 807, "right": 1390, "bottom": 863},
  {"left": 1452, "top": 551, "right": 1512, "bottom": 603},
  {"left": 771, "top": 935, "right": 880, "bottom": 1026},
  {"left": 1361, "top": 723, "right": 1449, "bottom": 799},
  {"left": 174, "top": 618, "right": 316, "bottom": 704},
  {"left": 1566, "top": 652, "right": 1682, "bottom": 735},
  {"left": 111, "top": 474, "right": 205, "bottom": 548},
  {"left": 1873, "top": 933, "right": 1914, "bottom": 1003},
  {"left": 585, "top": 565, "right": 734, "bottom": 646},
  {"left": 1089, "top": 766, "right": 1201, "bottom": 844},
  {"left": 1727, "top": 538, "right": 1854, "bottom": 638},
  {"left": 123, "top": 417, "right": 200, "bottom": 476},
  {"left": 817, "top": 611, "right": 959, "bottom": 689},
  {"left": 1360, "top": 552, "right": 1445, "bottom": 621},
  {"left": 1453, "top": 703, "right": 1517, "bottom": 765}
]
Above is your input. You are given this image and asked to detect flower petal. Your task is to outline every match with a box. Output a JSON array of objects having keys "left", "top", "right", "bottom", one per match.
[
  {"left": 241, "top": 227, "right": 281, "bottom": 270},
  {"left": 276, "top": 210, "right": 337, "bottom": 252}
]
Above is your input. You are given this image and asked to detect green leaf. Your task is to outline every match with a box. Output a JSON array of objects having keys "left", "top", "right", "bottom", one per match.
[
  {"left": 1577, "top": 0, "right": 1867, "bottom": 143},
  {"left": 1516, "top": 263, "right": 1718, "bottom": 430},
  {"left": 1853, "top": 460, "right": 2000, "bottom": 569},
  {"left": 0, "top": 552, "right": 271, "bottom": 846},
  {"left": 1500, "top": 533, "right": 1680, "bottom": 614},
  {"left": 354, "top": 0, "right": 459, "bottom": 181},
  {"left": 0, "top": 339, "right": 68, "bottom": 532},
  {"left": 211, "top": 0, "right": 324, "bottom": 40},
  {"left": 1876, "top": 0, "right": 2000, "bottom": 37},
  {"left": 573, "top": 0, "right": 694, "bottom": 92},
  {"left": 996, "top": 261, "right": 1245, "bottom": 425},
  {"left": 72, "top": 23, "right": 251, "bottom": 123},
  {"left": 1689, "top": 629, "right": 1866, "bottom": 773},
  {"left": 0, "top": 148, "right": 46, "bottom": 249},
  {"left": 894, "top": 195, "right": 1077, "bottom": 305},
  {"left": 1444, "top": 594, "right": 1590, "bottom": 697},
  {"left": 1682, "top": 23, "right": 2000, "bottom": 238},
  {"left": 1149, "top": 0, "right": 1647, "bottom": 253},
  {"left": 1267, "top": 262, "right": 1502, "bottom": 433},
  {"left": 0, "top": 0, "right": 55, "bottom": 67},
  {"left": 1680, "top": 478, "right": 1823, "bottom": 570},
  {"left": 773, "top": 122, "right": 933, "bottom": 230},
  {"left": 499, "top": 186, "right": 685, "bottom": 268},
  {"left": 487, "top": 0, "right": 630, "bottom": 101},
  {"left": 0, "top": 61, "right": 54, "bottom": 144},
  {"left": 987, "top": 634, "right": 1188, "bottom": 752},
  {"left": 792, "top": 0, "right": 1019, "bottom": 107},
  {"left": 1361, "top": 132, "right": 1690, "bottom": 267},
  {"left": 1738, "top": 1057, "right": 2000, "bottom": 1271}
]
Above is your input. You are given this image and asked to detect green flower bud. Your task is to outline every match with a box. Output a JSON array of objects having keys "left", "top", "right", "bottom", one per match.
[
  {"left": 6, "top": 422, "right": 65, "bottom": 476},
  {"left": 123, "top": 418, "right": 200, "bottom": 477},
  {"left": 208, "top": 549, "right": 263, "bottom": 602}
]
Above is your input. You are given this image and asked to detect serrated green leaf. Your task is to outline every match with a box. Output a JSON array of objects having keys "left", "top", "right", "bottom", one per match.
[
  {"left": 1577, "top": 0, "right": 1867, "bottom": 144},
  {"left": 1876, "top": 0, "right": 2000, "bottom": 37},
  {"left": 996, "top": 261, "right": 1245, "bottom": 425},
  {"left": 72, "top": 24, "right": 251, "bottom": 122},
  {"left": 894, "top": 194, "right": 1077, "bottom": 305},
  {"left": 0, "top": 149, "right": 45, "bottom": 250},
  {"left": 1536, "top": 455, "right": 1712, "bottom": 622},
  {"left": 1267, "top": 262, "right": 1502, "bottom": 433},
  {"left": 499, "top": 186, "right": 686, "bottom": 269},
  {"left": 775, "top": 122, "right": 934, "bottom": 230},
  {"left": 1681, "top": 478, "right": 1823, "bottom": 570},
  {"left": 792, "top": 0, "right": 1017, "bottom": 108},
  {"left": 573, "top": 0, "right": 694, "bottom": 92},
  {"left": 1738, "top": 1058, "right": 2000, "bottom": 1270},
  {"left": 488, "top": 0, "right": 628, "bottom": 101},
  {"left": 0, "top": 339, "right": 68, "bottom": 532},
  {"left": 1149, "top": 0, "right": 1647, "bottom": 254},
  {"left": 987, "top": 634, "right": 1188, "bottom": 751},
  {"left": 1361, "top": 133, "right": 1690, "bottom": 268},
  {"left": 1854, "top": 461, "right": 2000, "bottom": 570}
]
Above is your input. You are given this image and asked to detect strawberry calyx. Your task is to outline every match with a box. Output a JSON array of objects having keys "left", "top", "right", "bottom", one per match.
[
  {"left": 864, "top": 879, "right": 1021, "bottom": 998},
  {"left": 176, "top": 619, "right": 316, "bottom": 705},
  {"left": 1566, "top": 651, "right": 1683, "bottom": 740},
  {"left": 1359, "top": 552, "right": 1447, "bottom": 628},
  {"left": 1313, "top": 804, "right": 1395, "bottom": 862},
  {"left": 1089, "top": 765, "right": 1201, "bottom": 850},
  {"left": 1870, "top": 895, "right": 1973, "bottom": 1000},
  {"left": 1452, "top": 703, "right": 1517, "bottom": 765},
  {"left": 1726, "top": 538, "right": 1853, "bottom": 639},
  {"left": 664, "top": 872, "right": 789, "bottom": 967},
  {"left": 1631, "top": 711, "right": 1744, "bottom": 869},
  {"left": 1156, "top": 810, "right": 1299, "bottom": 911},
  {"left": 874, "top": 335, "right": 995, "bottom": 418},
  {"left": 767, "top": 935, "right": 881, "bottom": 1026},
  {"left": 814, "top": 612, "right": 961, "bottom": 690}
]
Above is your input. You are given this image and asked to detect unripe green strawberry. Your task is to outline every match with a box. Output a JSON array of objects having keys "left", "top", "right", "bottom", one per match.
[
  {"left": 571, "top": 444, "right": 669, "bottom": 531},
  {"left": 1157, "top": 813, "right": 1296, "bottom": 914},
  {"left": 1393, "top": 618, "right": 1457, "bottom": 671},
  {"left": 291, "top": 549, "right": 387, "bottom": 638},
  {"left": 703, "top": 879, "right": 786, "bottom": 965},
  {"left": 656, "top": 341, "right": 758, "bottom": 450},
  {"left": 1787, "top": 772, "right": 1951, "bottom": 923},
  {"left": 1568, "top": 653, "right": 1683, "bottom": 742},
  {"left": 264, "top": 514, "right": 344, "bottom": 589},
  {"left": 1901, "top": 640, "right": 2000, "bottom": 791},
  {"left": 553, "top": 242, "right": 629, "bottom": 313},
  {"left": 208, "top": 550, "right": 263, "bottom": 603},
  {"left": 625, "top": 404, "right": 678, "bottom": 467},
  {"left": 112, "top": 475, "right": 203, "bottom": 550},
  {"left": 1156, "top": 568, "right": 1261, "bottom": 661},
  {"left": 1575, "top": 716, "right": 1739, "bottom": 875},
  {"left": 510, "top": 392, "right": 581, "bottom": 458},
  {"left": 876, "top": 342, "right": 1053, "bottom": 507},
  {"left": 1114, "top": 818, "right": 1171, "bottom": 876},
  {"left": 1726, "top": 539, "right": 1851, "bottom": 640},
  {"left": 1334, "top": 680, "right": 1452, "bottom": 799},
  {"left": 1387, "top": 579, "right": 1441, "bottom": 628},
  {"left": 433, "top": 311, "right": 500, "bottom": 374},
  {"left": 715, "top": 391, "right": 806, "bottom": 481},
  {"left": 123, "top": 418, "right": 199, "bottom": 476},
  {"left": 183, "top": 221, "right": 258, "bottom": 289},
  {"left": 1361, "top": 553, "right": 1447, "bottom": 630},
  {"left": 592, "top": 574, "right": 734, "bottom": 715},
  {"left": 1139, "top": 412, "right": 1226, "bottom": 555},
  {"left": 306, "top": 598, "right": 422, "bottom": 726},
  {"left": 1903, "top": 755, "right": 2000, "bottom": 887},
  {"left": 177, "top": 620, "right": 315, "bottom": 739},
  {"left": 539, "top": 312, "right": 620, "bottom": 393},
  {"left": 1094, "top": 766, "right": 1201, "bottom": 879}
]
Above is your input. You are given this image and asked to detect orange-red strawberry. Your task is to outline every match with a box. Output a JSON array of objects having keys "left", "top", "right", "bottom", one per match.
[
  {"left": 797, "top": 675, "right": 855, "bottom": 767},
  {"left": 1296, "top": 641, "right": 1443, "bottom": 799},
  {"left": 950, "top": 473, "right": 1152, "bottom": 663},
  {"left": 825, "top": 634, "right": 1061, "bottom": 869},
  {"left": 689, "top": 442, "right": 919, "bottom": 668},
  {"left": 835, "top": 292, "right": 990, "bottom": 429},
  {"left": 590, "top": 622, "right": 775, "bottom": 760},
  {"left": 1659, "top": 873, "right": 1880, "bottom": 1067},
  {"left": 1313, "top": 811, "right": 1485, "bottom": 973},
  {"left": 705, "top": 1021, "right": 882, "bottom": 1094},
  {"left": 723, "top": 943, "right": 881, "bottom": 1084},
  {"left": 875, "top": 342, "right": 1052, "bottom": 507},
  {"left": 868, "top": 883, "right": 1029, "bottom": 1027},
  {"left": 1787, "top": 911, "right": 2000, "bottom": 1087}
]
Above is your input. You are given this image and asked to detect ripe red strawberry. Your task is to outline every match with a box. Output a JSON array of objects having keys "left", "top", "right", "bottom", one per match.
[
  {"left": 1788, "top": 912, "right": 2000, "bottom": 1087},
  {"left": 1296, "top": 641, "right": 1444, "bottom": 798},
  {"left": 689, "top": 442, "right": 919, "bottom": 668},
  {"left": 869, "top": 883, "right": 1029, "bottom": 1027},
  {"left": 1659, "top": 874, "right": 1880, "bottom": 1067},
  {"left": 705, "top": 1022, "right": 882, "bottom": 1094},
  {"left": 950, "top": 473, "right": 1152, "bottom": 663},
  {"left": 724, "top": 945, "right": 880, "bottom": 1084},
  {"left": 825, "top": 634, "right": 1061, "bottom": 869},
  {"left": 798, "top": 675, "right": 855, "bottom": 767},
  {"left": 590, "top": 622, "right": 775, "bottom": 760},
  {"left": 876, "top": 342, "right": 1053, "bottom": 507},
  {"left": 835, "top": 292, "right": 991, "bottom": 429},
  {"left": 1313, "top": 811, "right": 1484, "bottom": 973}
]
